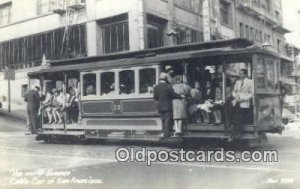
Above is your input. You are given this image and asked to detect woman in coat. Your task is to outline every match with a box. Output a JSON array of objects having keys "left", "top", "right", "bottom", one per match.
[{"left": 172, "top": 75, "right": 191, "bottom": 135}]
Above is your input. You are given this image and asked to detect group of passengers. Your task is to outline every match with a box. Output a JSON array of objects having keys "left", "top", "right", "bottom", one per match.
[
  {"left": 154, "top": 64, "right": 254, "bottom": 140},
  {"left": 154, "top": 65, "right": 229, "bottom": 136},
  {"left": 41, "top": 86, "right": 79, "bottom": 124}
]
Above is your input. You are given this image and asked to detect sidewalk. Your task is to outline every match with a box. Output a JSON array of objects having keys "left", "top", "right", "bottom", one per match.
[{"left": 0, "top": 109, "right": 26, "bottom": 123}]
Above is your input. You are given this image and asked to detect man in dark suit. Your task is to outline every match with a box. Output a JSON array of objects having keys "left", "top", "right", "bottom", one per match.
[
  {"left": 24, "top": 86, "right": 41, "bottom": 134},
  {"left": 154, "top": 72, "right": 183, "bottom": 138}
]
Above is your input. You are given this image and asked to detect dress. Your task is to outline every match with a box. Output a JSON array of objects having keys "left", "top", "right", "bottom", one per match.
[
  {"left": 189, "top": 88, "right": 202, "bottom": 114},
  {"left": 190, "top": 88, "right": 202, "bottom": 104},
  {"left": 172, "top": 83, "right": 190, "bottom": 119},
  {"left": 211, "top": 87, "right": 223, "bottom": 111}
]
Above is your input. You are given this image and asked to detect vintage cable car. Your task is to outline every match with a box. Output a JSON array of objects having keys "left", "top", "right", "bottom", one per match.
[{"left": 28, "top": 38, "right": 285, "bottom": 145}]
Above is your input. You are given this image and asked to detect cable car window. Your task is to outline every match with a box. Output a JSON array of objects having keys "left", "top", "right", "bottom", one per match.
[
  {"left": 139, "top": 68, "right": 156, "bottom": 94},
  {"left": 256, "top": 58, "right": 266, "bottom": 91},
  {"left": 100, "top": 72, "right": 115, "bottom": 96},
  {"left": 266, "top": 59, "right": 276, "bottom": 92},
  {"left": 119, "top": 70, "right": 135, "bottom": 95},
  {"left": 83, "top": 73, "right": 96, "bottom": 96}
]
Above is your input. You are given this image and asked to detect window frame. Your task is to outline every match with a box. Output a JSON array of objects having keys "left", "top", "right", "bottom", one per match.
[
  {"left": 117, "top": 68, "right": 137, "bottom": 98},
  {"left": 220, "top": 0, "right": 232, "bottom": 27},
  {"left": 80, "top": 65, "right": 159, "bottom": 100},
  {"left": 239, "top": 22, "right": 244, "bottom": 38},
  {"left": 138, "top": 66, "right": 159, "bottom": 97},
  {"left": 37, "top": 0, "right": 50, "bottom": 16},
  {"left": 99, "top": 69, "right": 118, "bottom": 99},
  {"left": 0, "top": 2, "right": 11, "bottom": 26},
  {"left": 81, "top": 71, "right": 99, "bottom": 99},
  {"left": 98, "top": 14, "right": 130, "bottom": 54}
]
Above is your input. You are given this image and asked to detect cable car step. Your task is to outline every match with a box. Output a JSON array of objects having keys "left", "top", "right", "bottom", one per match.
[
  {"left": 187, "top": 124, "right": 255, "bottom": 132},
  {"left": 42, "top": 123, "right": 84, "bottom": 129},
  {"left": 37, "top": 130, "right": 85, "bottom": 136},
  {"left": 182, "top": 132, "right": 259, "bottom": 140}
]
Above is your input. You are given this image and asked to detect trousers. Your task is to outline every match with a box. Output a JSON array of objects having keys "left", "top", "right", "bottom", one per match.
[
  {"left": 231, "top": 103, "right": 252, "bottom": 138},
  {"left": 27, "top": 108, "right": 38, "bottom": 134},
  {"left": 159, "top": 111, "right": 173, "bottom": 137}
]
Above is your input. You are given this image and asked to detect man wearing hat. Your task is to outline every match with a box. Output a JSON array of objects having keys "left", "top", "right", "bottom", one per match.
[
  {"left": 154, "top": 72, "right": 184, "bottom": 138},
  {"left": 165, "top": 65, "right": 174, "bottom": 84},
  {"left": 24, "top": 85, "right": 41, "bottom": 134}
]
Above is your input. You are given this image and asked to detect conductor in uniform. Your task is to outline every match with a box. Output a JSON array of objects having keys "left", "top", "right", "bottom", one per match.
[
  {"left": 154, "top": 72, "right": 184, "bottom": 138},
  {"left": 24, "top": 86, "right": 41, "bottom": 134}
]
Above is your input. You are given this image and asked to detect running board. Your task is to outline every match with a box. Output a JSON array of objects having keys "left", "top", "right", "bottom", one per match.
[
  {"left": 37, "top": 130, "right": 85, "bottom": 136},
  {"left": 187, "top": 124, "right": 256, "bottom": 132},
  {"left": 182, "top": 132, "right": 259, "bottom": 140},
  {"left": 36, "top": 130, "right": 259, "bottom": 140}
]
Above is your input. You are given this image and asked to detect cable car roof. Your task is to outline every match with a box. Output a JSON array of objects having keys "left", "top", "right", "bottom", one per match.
[{"left": 27, "top": 38, "right": 280, "bottom": 77}]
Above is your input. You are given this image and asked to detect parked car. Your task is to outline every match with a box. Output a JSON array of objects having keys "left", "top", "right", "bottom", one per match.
[
  {"left": 282, "top": 108, "right": 295, "bottom": 125},
  {"left": 285, "top": 118, "right": 300, "bottom": 130}
]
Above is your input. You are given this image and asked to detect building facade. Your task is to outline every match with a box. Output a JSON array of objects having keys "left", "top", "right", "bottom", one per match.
[{"left": 0, "top": 0, "right": 290, "bottom": 114}]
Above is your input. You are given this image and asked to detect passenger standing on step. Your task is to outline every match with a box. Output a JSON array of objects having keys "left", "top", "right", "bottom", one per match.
[
  {"left": 172, "top": 75, "right": 191, "bottom": 136},
  {"left": 154, "top": 72, "right": 184, "bottom": 138},
  {"left": 24, "top": 86, "right": 41, "bottom": 134},
  {"left": 229, "top": 69, "right": 254, "bottom": 141}
]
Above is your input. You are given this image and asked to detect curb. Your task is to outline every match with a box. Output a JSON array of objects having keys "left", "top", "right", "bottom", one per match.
[{"left": 0, "top": 109, "right": 26, "bottom": 123}]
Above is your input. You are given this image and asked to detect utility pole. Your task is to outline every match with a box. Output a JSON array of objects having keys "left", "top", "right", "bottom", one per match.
[{"left": 4, "top": 66, "right": 15, "bottom": 113}]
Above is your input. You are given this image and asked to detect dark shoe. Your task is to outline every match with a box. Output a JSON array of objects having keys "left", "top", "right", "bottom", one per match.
[
  {"left": 228, "top": 137, "right": 234, "bottom": 142},
  {"left": 236, "top": 134, "right": 243, "bottom": 139}
]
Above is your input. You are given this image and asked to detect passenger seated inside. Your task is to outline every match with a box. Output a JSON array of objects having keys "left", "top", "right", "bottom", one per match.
[
  {"left": 140, "top": 83, "right": 154, "bottom": 94},
  {"left": 119, "top": 83, "right": 134, "bottom": 95},
  {"left": 41, "top": 91, "right": 54, "bottom": 124},
  {"left": 66, "top": 87, "right": 79, "bottom": 124},
  {"left": 139, "top": 68, "right": 156, "bottom": 94},
  {"left": 101, "top": 79, "right": 115, "bottom": 95},
  {"left": 85, "top": 84, "right": 95, "bottom": 95},
  {"left": 83, "top": 73, "right": 96, "bottom": 96},
  {"left": 197, "top": 81, "right": 215, "bottom": 124},
  {"left": 189, "top": 81, "right": 203, "bottom": 123},
  {"left": 52, "top": 89, "right": 65, "bottom": 124},
  {"left": 119, "top": 70, "right": 135, "bottom": 95},
  {"left": 210, "top": 85, "right": 223, "bottom": 125}
]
